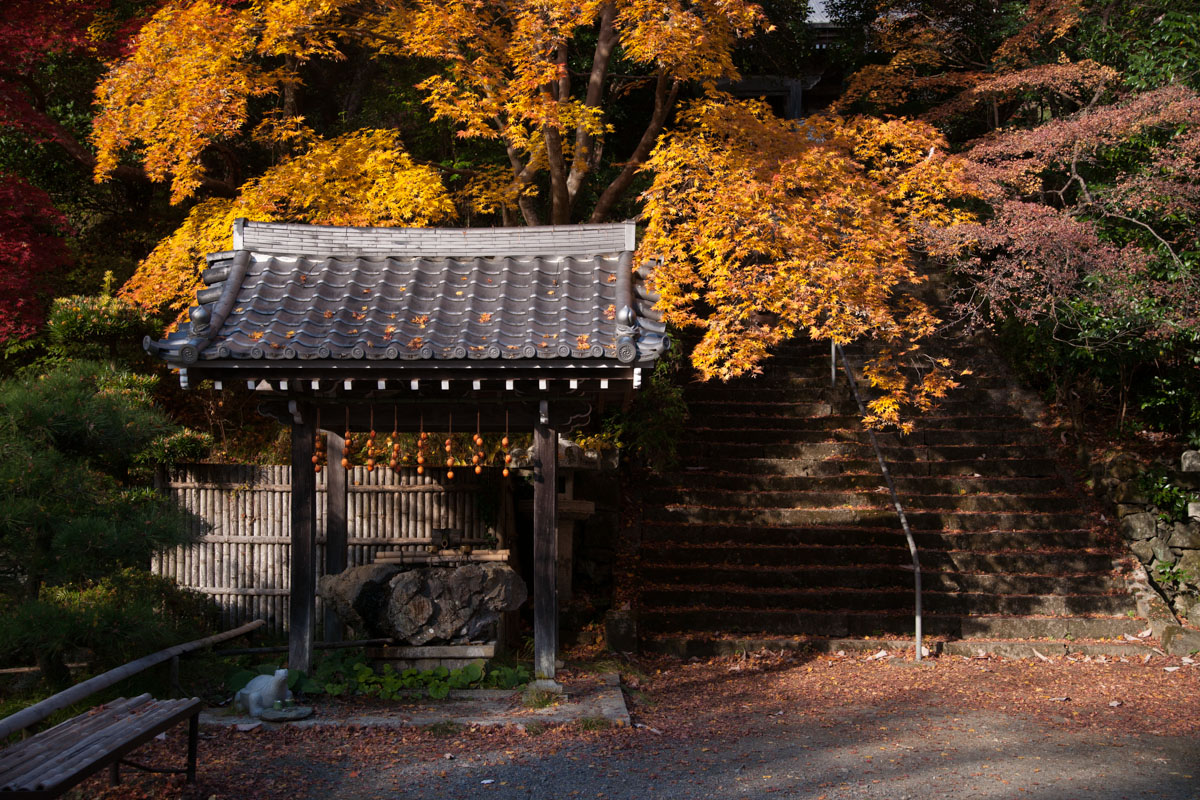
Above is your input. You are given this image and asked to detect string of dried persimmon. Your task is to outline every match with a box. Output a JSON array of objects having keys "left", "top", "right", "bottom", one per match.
[
  {"left": 365, "top": 407, "right": 377, "bottom": 472},
  {"left": 417, "top": 413, "right": 427, "bottom": 475},
  {"left": 312, "top": 408, "right": 325, "bottom": 473},
  {"left": 389, "top": 405, "right": 401, "bottom": 470},
  {"left": 341, "top": 408, "right": 353, "bottom": 470},
  {"left": 472, "top": 411, "right": 484, "bottom": 475},
  {"left": 502, "top": 410, "right": 511, "bottom": 477},
  {"left": 445, "top": 413, "right": 455, "bottom": 480}
]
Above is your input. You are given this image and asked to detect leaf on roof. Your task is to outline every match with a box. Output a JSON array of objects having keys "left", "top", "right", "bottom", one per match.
[
  {"left": 408, "top": 337, "right": 423, "bottom": 349},
  {"left": 455, "top": 290, "right": 464, "bottom": 296},
  {"left": 607, "top": 273, "right": 617, "bottom": 282},
  {"left": 470, "top": 345, "right": 484, "bottom": 351},
  {"left": 249, "top": 331, "right": 264, "bottom": 340},
  {"left": 286, "top": 330, "right": 295, "bottom": 338},
  {"left": 324, "top": 310, "right": 334, "bottom": 319},
  {"left": 411, "top": 314, "right": 428, "bottom": 328},
  {"left": 479, "top": 312, "right": 492, "bottom": 323},
  {"left": 604, "top": 304, "right": 616, "bottom": 320},
  {"left": 349, "top": 328, "right": 359, "bottom": 334},
  {"left": 576, "top": 334, "right": 590, "bottom": 348}
]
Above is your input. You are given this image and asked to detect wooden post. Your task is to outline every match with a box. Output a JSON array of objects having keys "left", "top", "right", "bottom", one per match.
[
  {"left": 324, "top": 430, "right": 347, "bottom": 642},
  {"left": 289, "top": 405, "right": 317, "bottom": 674},
  {"left": 532, "top": 400, "right": 559, "bottom": 686}
]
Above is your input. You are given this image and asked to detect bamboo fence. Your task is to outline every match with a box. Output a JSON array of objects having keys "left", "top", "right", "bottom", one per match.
[{"left": 152, "top": 464, "right": 503, "bottom": 634}]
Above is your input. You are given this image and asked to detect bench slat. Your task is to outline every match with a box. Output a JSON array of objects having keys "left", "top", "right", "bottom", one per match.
[
  {"left": 14, "top": 701, "right": 195, "bottom": 793},
  {"left": 14, "top": 703, "right": 184, "bottom": 792},
  {"left": 0, "top": 698, "right": 200, "bottom": 795},
  {"left": 0, "top": 696, "right": 153, "bottom": 777}
]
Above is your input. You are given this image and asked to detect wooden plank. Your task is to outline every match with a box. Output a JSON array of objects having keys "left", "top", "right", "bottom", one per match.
[
  {"left": 324, "top": 431, "right": 347, "bottom": 643},
  {"left": 0, "top": 622, "right": 262, "bottom": 741},
  {"left": 532, "top": 400, "right": 558, "bottom": 682},
  {"left": 289, "top": 409, "right": 317, "bottom": 674},
  {"left": 1, "top": 698, "right": 201, "bottom": 795}
]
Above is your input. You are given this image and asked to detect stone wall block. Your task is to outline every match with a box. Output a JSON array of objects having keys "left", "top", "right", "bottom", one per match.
[
  {"left": 1113, "top": 482, "right": 1148, "bottom": 504},
  {"left": 1121, "top": 512, "right": 1158, "bottom": 541},
  {"left": 1181, "top": 450, "right": 1200, "bottom": 473},
  {"left": 1167, "top": 522, "right": 1200, "bottom": 549}
]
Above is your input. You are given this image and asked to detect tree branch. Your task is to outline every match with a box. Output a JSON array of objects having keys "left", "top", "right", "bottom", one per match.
[
  {"left": 567, "top": 2, "right": 616, "bottom": 203},
  {"left": 588, "top": 72, "right": 680, "bottom": 223}
]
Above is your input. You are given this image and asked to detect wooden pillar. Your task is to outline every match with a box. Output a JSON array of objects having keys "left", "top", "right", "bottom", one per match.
[
  {"left": 532, "top": 399, "right": 559, "bottom": 685},
  {"left": 289, "top": 404, "right": 317, "bottom": 673},
  {"left": 323, "top": 431, "right": 347, "bottom": 642}
]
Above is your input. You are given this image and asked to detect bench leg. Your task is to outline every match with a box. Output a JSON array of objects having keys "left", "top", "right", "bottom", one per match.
[
  {"left": 186, "top": 712, "right": 198, "bottom": 783},
  {"left": 109, "top": 761, "right": 121, "bottom": 785}
]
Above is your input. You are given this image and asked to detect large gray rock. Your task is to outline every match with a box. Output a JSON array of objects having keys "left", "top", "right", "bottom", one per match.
[
  {"left": 1107, "top": 454, "right": 1142, "bottom": 481},
  {"left": 1181, "top": 450, "right": 1200, "bottom": 473},
  {"left": 1177, "top": 550, "right": 1200, "bottom": 584},
  {"left": 374, "top": 563, "right": 526, "bottom": 646},
  {"left": 1167, "top": 522, "right": 1200, "bottom": 550},
  {"left": 1130, "top": 539, "right": 1154, "bottom": 563},
  {"left": 1120, "top": 512, "right": 1158, "bottom": 541},
  {"left": 317, "top": 563, "right": 401, "bottom": 637},
  {"left": 1113, "top": 482, "right": 1148, "bottom": 504}
]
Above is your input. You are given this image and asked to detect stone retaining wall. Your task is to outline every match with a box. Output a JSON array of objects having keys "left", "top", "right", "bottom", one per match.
[{"left": 1098, "top": 450, "right": 1200, "bottom": 622}]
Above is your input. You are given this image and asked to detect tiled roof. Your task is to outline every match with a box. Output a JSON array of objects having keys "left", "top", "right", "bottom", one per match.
[
  {"left": 146, "top": 222, "right": 666, "bottom": 370},
  {"left": 235, "top": 219, "right": 636, "bottom": 257}
]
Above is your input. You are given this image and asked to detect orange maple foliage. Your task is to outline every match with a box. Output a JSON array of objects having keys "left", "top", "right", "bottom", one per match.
[
  {"left": 92, "top": 0, "right": 765, "bottom": 224},
  {"left": 639, "top": 98, "right": 977, "bottom": 428},
  {"left": 121, "top": 130, "right": 454, "bottom": 313}
]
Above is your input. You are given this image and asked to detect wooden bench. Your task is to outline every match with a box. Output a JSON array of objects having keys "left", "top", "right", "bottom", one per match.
[
  {"left": 0, "top": 694, "right": 201, "bottom": 797},
  {"left": 0, "top": 620, "right": 264, "bottom": 798}
]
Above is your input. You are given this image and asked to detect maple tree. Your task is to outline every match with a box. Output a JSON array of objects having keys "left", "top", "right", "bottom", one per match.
[
  {"left": 0, "top": 175, "right": 73, "bottom": 342},
  {"left": 122, "top": 129, "right": 454, "bottom": 313},
  {"left": 639, "top": 98, "right": 976, "bottom": 427},
  {"left": 834, "top": 0, "right": 1200, "bottom": 437},
  {"left": 91, "top": 0, "right": 767, "bottom": 225}
]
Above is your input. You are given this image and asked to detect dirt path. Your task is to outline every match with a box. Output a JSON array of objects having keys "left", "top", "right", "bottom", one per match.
[{"left": 77, "top": 651, "right": 1200, "bottom": 800}]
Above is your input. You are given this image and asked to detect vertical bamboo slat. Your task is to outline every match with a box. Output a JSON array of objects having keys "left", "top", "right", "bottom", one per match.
[{"left": 154, "top": 462, "right": 491, "bottom": 633}]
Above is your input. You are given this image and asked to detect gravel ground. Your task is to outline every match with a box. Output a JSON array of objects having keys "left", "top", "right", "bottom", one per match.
[{"left": 78, "top": 650, "right": 1200, "bottom": 800}]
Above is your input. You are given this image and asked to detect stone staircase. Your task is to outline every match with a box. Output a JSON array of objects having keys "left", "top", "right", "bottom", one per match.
[{"left": 630, "top": 338, "right": 1153, "bottom": 657}]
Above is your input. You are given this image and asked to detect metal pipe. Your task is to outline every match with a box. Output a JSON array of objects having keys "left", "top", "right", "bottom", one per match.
[{"left": 833, "top": 343, "right": 924, "bottom": 661}]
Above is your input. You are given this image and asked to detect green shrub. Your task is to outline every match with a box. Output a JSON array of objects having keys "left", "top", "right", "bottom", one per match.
[
  {"left": 46, "top": 286, "right": 161, "bottom": 361},
  {"left": 0, "top": 569, "right": 218, "bottom": 675}
]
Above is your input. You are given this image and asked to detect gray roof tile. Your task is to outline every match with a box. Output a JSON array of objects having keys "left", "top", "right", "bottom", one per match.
[{"left": 147, "top": 223, "right": 667, "bottom": 370}]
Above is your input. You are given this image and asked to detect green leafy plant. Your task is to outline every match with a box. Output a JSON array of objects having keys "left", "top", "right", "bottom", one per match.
[
  {"left": 293, "top": 650, "right": 528, "bottom": 700},
  {"left": 1154, "top": 562, "right": 1195, "bottom": 590},
  {"left": 1138, "top": 466, "right": 1199, "bottom": 523}
]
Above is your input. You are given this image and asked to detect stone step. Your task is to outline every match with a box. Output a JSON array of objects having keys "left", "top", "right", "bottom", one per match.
[
  {"left": 683, "top": 413, "right": 1038, "bottom": 431},
  {"left": 639, "top": 634, "right": 1155, "bottom": 659},
  {"left": 637, "top": 587, "right": 1135, "bottom": 617},
  {"left": 668, "top": 457, "right": 1060, "bottom": 477},
  {"left": 646, "top": 489, "right": 1080, "bottom": 513},
  {"left": 687, "top": 383, "right": 1020, "bottom": 403},
  {"left": 640, "top": 545, "right": 1118, "bottom": 573},
  {"left": 683, "top": 441, "right": 1053, "bottom": 461},
  {"left": 638, "top": 610, "right": 1143, "bottom": 640},
  {"left": 645, "top": 505, "right": 1093, "bottom": 531},
  {"left": 639, "top": 524, "right": 1107, "bottom": 550},
  {"left": 640, "top": 565, "right": 1127, "bottom": 594},
  {"left": 647, "top": 473, "right": 1067, "bottom": 495},
  {"left": 683, "top": 427, "right": 1051, "bottom": 446}
]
